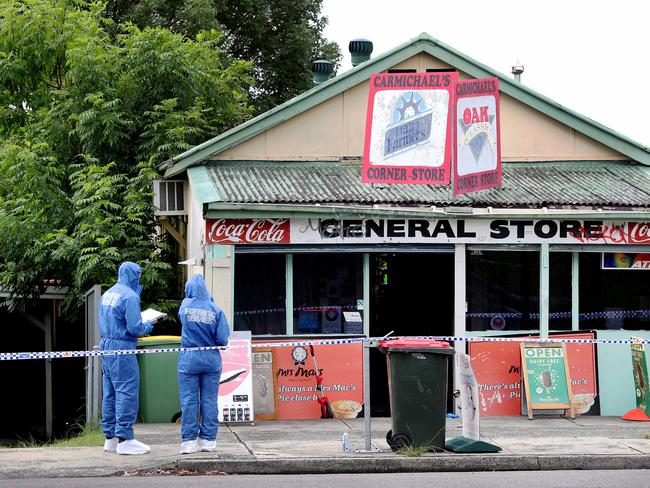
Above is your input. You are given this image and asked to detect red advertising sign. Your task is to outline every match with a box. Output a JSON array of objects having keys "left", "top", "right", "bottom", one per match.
[
  {"left": 253, "top": 341, "right": 363, "bottom": 420},
  {"left": 362, "top": 72, "right": 457, "bottom": 185},
  {"left": 453, "top": 78, "right": 502, "bottom": 195},
  {"left": 628, "top": 222, "right": 650, "bottom": 244},
  {"left": 205, "top": 219, "right": 290, "bottom": 245},
  {"left": 469, "top": 332, "right": 597, "bottom": 416}
]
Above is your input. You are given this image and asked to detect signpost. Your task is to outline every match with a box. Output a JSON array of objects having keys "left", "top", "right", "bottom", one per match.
[{"left": 520, "top": 343, "right": 575, "bottom": 420}]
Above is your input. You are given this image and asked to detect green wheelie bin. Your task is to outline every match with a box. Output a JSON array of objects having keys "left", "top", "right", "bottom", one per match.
[
  {"left": 379, "top": 338, "right": 454, "bottom": 451},
  {"left": 136, "top": 336, "right": 182, "bottom": 423}
]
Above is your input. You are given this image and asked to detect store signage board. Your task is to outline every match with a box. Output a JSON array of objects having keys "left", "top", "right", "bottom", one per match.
[
  {"left": 630, "top": 338, "right": 650, "bottom": 415},
  {"left": 362, "top": 72, "right": 457, "bottom": 185},
  {"left": 468, "top": 332, "right": 596, "bottom": 417},
  {"left": 219, "top": 331, "right": 254, "bottom": 423},
  {"left": 520, "top": 342, "right": 575, "bottom": 420},
  {"left": 256, "top": 341, "right": 363, "bottom": 420},
  {"left": 251, "top": 347, "right": 279, "bottom": 420},
  {"left": 602, "top": 253, "right": 650, "bottom": 270},
  {"left": 206, "top": 218, "right": 650, "bottom": 246},
  {"left": 453, "top": 78, "right": 501, "bottom": 195}
]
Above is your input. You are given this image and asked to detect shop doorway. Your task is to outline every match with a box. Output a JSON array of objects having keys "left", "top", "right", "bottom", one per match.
[{"left": 369, "top": 252, "right": 455, "bottom": 416}]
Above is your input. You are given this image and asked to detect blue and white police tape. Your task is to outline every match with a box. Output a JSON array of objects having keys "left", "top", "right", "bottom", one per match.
[
  {"left": 396, "top": 335, "right": 650, "bottom": 345},
  {"left": 0, "top": 337, "right": 366, "bottom": 361},
  {"left": 2, "top": 335, "right": 648, "bottom": 361}
]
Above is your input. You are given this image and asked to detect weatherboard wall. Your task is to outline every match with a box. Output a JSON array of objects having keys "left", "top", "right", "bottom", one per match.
[{"left": 213, "top": 52, "right": 624, "bottom": 163}]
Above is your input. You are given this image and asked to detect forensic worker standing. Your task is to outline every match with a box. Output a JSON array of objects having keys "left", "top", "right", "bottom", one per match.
[
  {"left": 177, "top": 274, "right": 230, "bottom": 454},
  {"left": 99, "top": 262, "right": 153, "bottom": 455}
]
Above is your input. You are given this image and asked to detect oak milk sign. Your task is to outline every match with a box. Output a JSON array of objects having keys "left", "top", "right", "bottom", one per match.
[
  {"left": 362, "top": 72, "right": 457, "bottom": 185},
  {"left": 453, "top": 78, "right": 501, "bottom": 195}
]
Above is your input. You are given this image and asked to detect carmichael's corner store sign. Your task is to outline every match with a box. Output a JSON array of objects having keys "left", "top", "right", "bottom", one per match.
[
  {"left": 206, "top": 219, "right": 650, "bottom": 246},
  {"left": 362, "top": 72, "right": 502, "bottom": 196}
]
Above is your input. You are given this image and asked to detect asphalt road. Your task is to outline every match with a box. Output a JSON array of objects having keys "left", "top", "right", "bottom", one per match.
[{"left": 3, "top": 471, "right": 650, "bottom": 488}]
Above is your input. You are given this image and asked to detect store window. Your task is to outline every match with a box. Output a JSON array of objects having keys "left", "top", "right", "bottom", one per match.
[
  {"left": 579, "top": 253, "right": 650, "bottom": 330},
  {"left": 293, "top": 254, "right": 363, "bottom": 335},
  {"left": 234, "top": 254, "right": 286, "bottom": 335},
  {"left": 466, "top": 250, "right": 539, "bottom": 332},
  {"left": 549, "top": 252, "right": 572, "bottom": 331}
]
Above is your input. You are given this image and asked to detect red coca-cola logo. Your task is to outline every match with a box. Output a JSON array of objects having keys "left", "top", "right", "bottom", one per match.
[
  {"left": 206, "top": 219, "right": 290, "bottom": 244},
  {"left": 628, "top": 222, "right": 650, "bottom": 244}
]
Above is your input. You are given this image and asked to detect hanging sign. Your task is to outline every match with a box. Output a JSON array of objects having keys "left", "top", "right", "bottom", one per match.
[
  {"left": 520, "top": 342, "right": 575, "bottom": 419},
  {"left": 453, "top": 78, "right": 501, "bottom": 195},
  {"left": 362, "top": 72, "right": 457, "bottom": 185}
]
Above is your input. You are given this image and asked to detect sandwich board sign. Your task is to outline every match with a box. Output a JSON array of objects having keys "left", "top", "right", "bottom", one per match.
[
  {"left": 362, "top": 71, "right": 458, "bottom": 185},
  {"left": 520, "top": 342, "right": 575, "bottom": 420},
  {"left": 453, "top": 78, "right": 502, "bottom": 195}
]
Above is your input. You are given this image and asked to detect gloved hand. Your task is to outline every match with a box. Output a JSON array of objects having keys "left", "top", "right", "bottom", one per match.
[{"left": 142, "top": 321, "right": 153, "bottom": 336}]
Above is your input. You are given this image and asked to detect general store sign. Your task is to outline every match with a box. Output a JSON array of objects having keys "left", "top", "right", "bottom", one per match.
[
  {"left": 206, "top": 218, "right": 650, "bottom": 245},
  {"left": 362, "top": 72, "right": 457, "bottom": 185}
]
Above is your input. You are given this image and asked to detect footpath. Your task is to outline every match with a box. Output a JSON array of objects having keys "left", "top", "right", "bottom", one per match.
[{"left": 1, "top": 416, "right": 650, "bottom": 479}]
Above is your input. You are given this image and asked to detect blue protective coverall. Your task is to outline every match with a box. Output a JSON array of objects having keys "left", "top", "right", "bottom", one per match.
[
  {"left": 99, "top": 262, "right": 153, "bottom": 440},
  {"left": 177, "top": 274, "right": 230, "bottom": 442}
]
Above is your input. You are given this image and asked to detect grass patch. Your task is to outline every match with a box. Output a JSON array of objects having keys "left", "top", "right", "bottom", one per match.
[
  {"left": 399, "top": 445, "right": 428, "bottom": 457},
  {"left": 644, "top": 433, "right": 650, "bottom": 440},
  {"left": 50, "top": 425, "right": 104, "bottom": 448}
]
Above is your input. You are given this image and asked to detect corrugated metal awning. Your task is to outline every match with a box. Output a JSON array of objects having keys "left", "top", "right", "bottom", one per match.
[{"left": 200, "top": 160, "right": 650, "bottom": 208}]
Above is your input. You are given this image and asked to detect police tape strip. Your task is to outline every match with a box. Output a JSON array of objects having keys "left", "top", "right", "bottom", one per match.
[
  {"left": 1, "top": 335, "right": 648, "bottom": 361},
  {"left": 405, "top": 335, "right": 650, "bottom": 345},
  {"left": 0, "top": 338, "right": 366, "bottom": 361}
]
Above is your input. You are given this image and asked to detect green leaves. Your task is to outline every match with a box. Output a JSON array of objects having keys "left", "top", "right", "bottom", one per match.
[{"left": 0, "top": 1, "right": 252, "bottom": 310}]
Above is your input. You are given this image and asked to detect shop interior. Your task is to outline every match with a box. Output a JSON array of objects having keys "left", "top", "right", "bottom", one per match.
[{"left": 370, "top": 253, "right": 455, "bottom": 416}]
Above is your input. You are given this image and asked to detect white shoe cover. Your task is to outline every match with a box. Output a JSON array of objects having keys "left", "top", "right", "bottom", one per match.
[
  {"left": 198, "top": 438, "right": 216, "bottom": 452},
  {"left": 180, "top": 439, "right": 199, "bottom": 454},
  {"left": 116, "top": 439, "right": 151, "bottom": 455},
  {"left": 103, "top": 438, "right": 118, "bottom": 453}
]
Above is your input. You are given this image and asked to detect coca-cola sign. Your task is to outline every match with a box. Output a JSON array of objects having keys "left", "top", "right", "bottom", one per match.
[
  {"left": 206, "top": 219, "right": 290, "bottom": 245},
  {"left": 628, "top": 222, "right": 650, "bottom": 244}
]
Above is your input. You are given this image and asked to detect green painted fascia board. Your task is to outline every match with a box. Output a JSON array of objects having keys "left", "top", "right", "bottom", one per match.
[
  {"left": 187, "top": 166, "right": 220, "bottom": 204},
  {"left": 205, "top": 202, "right": 650, "bottom": 220},
  {"left": 164, "top": 32, "right": 650, "bottom": 177}
]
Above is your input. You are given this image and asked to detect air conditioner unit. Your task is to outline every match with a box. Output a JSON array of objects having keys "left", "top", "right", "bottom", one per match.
[{"left": 153, "top": 180, "right": 187, "bottom": 216}]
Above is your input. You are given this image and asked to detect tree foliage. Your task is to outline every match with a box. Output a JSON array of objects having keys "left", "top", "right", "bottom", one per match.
[
  {"left": 0, "top": 0, "right": 253, "bottom": 310},
  {"left": 104, "top": 0, "right": 342, "bottom": 114}
]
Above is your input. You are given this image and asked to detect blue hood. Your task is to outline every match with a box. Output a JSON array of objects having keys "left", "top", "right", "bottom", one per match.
[
  {"left": 184, "top": 274, "right": 211, "bottom": 301},
  {"left": 117, "top": 262, "right": 143, "bottom": 294}
]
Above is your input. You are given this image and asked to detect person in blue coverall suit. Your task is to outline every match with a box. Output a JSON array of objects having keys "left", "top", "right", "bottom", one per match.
[
  {"left": 177, "top": 274, "right": 230, "bottom": 454},
  {"left": 99, "top": 262, "right": 153, "bottom": 455}
]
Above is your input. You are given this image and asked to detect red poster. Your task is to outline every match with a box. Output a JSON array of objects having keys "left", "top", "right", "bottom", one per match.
[
  {"left": 453, "top": 78, "right": 502, "bottom": 195},
  {"left": 205, "top": 219, "right": 290, "bottom": 245},
  {"left": 253, "top": 341, "right": 363, "bottom": 420},
  {"left": 362, "top": 72, "right": 457, "bottom": 185},
  {"left": 469, "top": 332, "right": 597, "bottom": 416}
]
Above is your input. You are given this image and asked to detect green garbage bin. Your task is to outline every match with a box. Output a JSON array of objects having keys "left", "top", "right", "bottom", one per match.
[
  {"left": 379, "top": 338, "right": 454, "bottom": 451},
  {"left": 136, "top": 336, "right": 182, "bottom": 423}
]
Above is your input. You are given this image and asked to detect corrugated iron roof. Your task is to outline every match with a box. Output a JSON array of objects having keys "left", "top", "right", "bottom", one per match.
[{"left": 205, "top": 160, "right": 650, "bottom": 208}]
